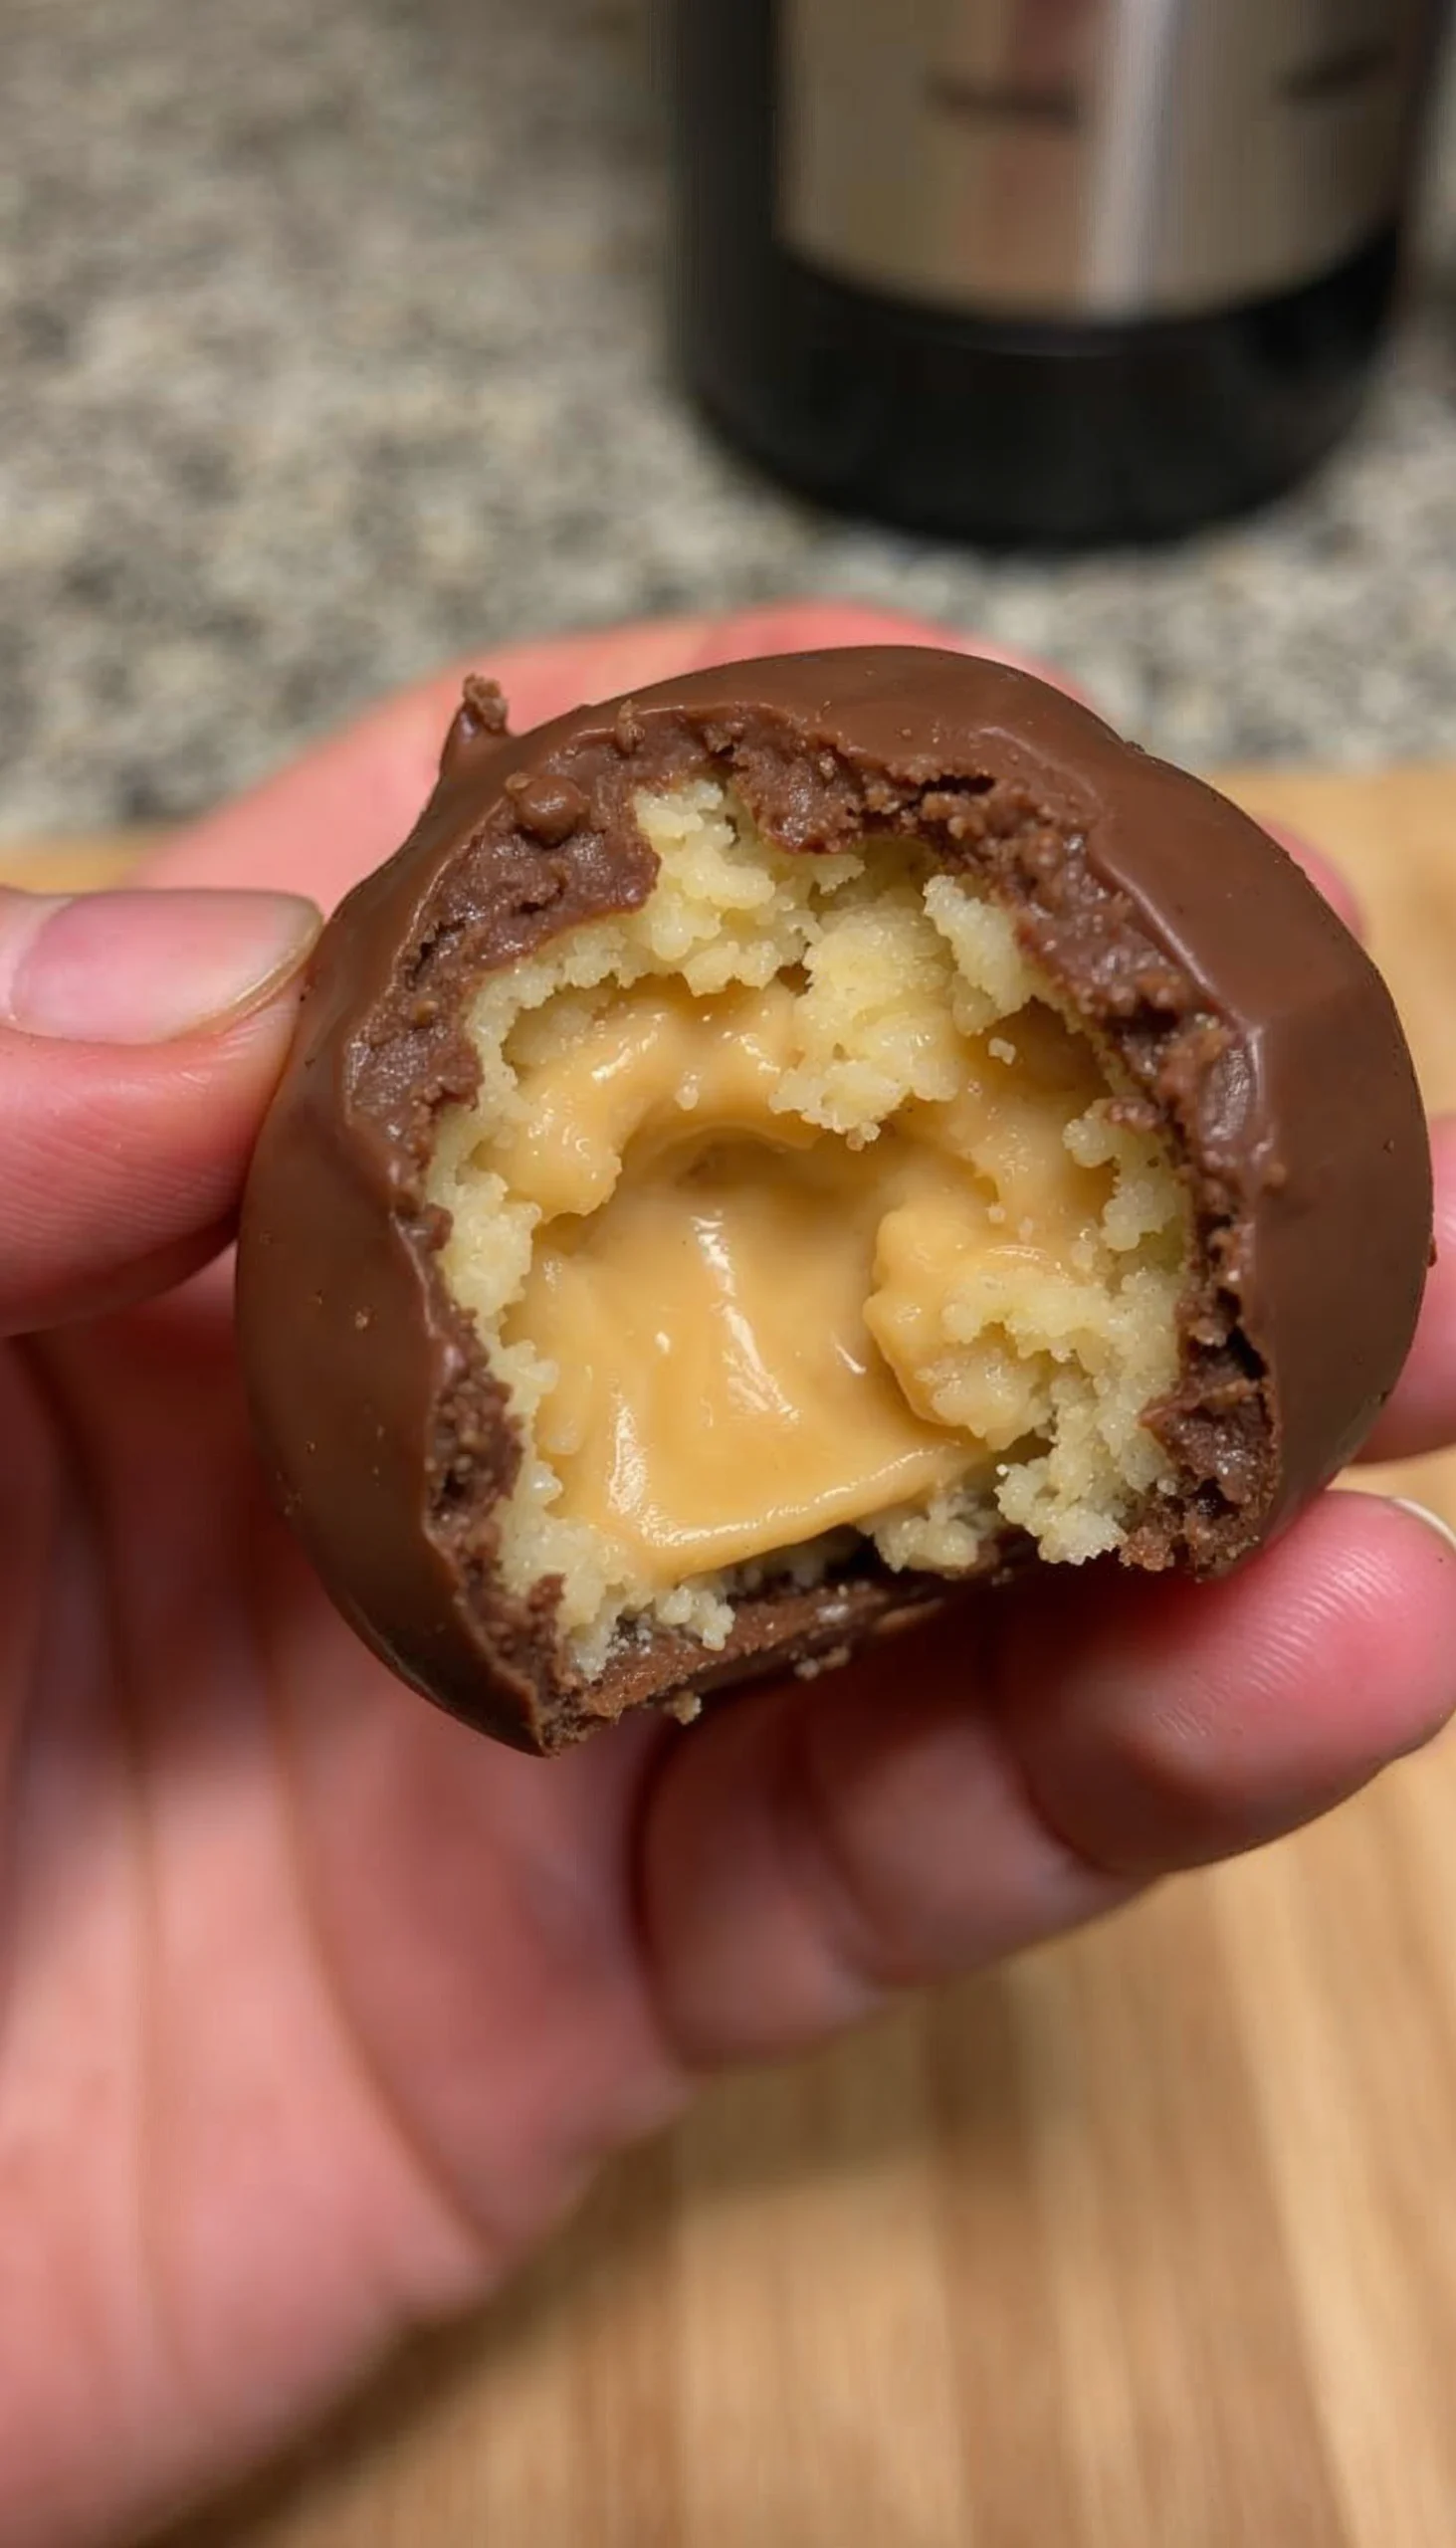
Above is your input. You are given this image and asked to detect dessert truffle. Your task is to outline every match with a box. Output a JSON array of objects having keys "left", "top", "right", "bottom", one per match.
[{"left": 237, "top": 649, "right": 1431, "bottom": 1754}]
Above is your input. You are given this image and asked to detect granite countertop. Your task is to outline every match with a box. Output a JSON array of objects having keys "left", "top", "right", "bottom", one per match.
[{"left": 1, "top": 0, "right": 1454, "bottom": 840}]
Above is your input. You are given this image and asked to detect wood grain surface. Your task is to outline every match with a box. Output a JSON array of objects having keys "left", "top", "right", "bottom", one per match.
[{"left": 9, "top": 765, "right": 1456, "bottom": 2548}]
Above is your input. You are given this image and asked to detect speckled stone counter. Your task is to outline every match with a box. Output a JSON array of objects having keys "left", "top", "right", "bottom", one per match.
[{"left": 1, "top": 0, "right": 1453, "bottom": 838}]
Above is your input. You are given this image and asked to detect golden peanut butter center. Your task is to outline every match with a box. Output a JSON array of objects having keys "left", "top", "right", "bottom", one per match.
[{"left": 426, "top": 780, "right": 1188, "bottom": 1676}]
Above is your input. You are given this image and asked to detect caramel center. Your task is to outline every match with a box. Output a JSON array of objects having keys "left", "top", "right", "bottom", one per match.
[{"left": 491, "top": 980, "right": 1120, "bottom": 1588}]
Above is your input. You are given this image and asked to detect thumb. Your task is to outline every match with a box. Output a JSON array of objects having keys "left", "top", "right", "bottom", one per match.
[{"left": 0, "top": 884, "right": 319, "bottom": 1333}]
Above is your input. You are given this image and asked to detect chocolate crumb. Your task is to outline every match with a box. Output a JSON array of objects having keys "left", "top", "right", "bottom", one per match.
[{"left": 505, "top": 772, "right": 591, "bottom": 847}]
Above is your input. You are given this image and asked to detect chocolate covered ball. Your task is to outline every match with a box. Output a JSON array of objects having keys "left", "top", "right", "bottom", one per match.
[{"left": 237, "top": 649, "right": 1432, "bottom": 1754}]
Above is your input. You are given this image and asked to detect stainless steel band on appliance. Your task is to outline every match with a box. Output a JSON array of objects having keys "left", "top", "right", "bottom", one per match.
[{"left": 779, "top": 0, "right": 1437, "bottom": 320}]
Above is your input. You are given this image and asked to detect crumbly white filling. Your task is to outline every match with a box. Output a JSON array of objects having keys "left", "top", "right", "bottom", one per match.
[{"left": 425, "top": 779, "right": 1188, "bottom": 1676}]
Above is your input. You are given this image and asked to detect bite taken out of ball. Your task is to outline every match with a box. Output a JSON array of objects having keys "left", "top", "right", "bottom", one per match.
[{"left": 237, "top": 649, "right": 1432, "bottom": 1753}]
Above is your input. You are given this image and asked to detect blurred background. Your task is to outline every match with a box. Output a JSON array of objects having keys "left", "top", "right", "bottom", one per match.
[
  {"left": 3, "top": 16, "right": 1455, "bottom": 2544},
  {"left": 0, "top": 0, "right": 1452, "bottom": 841}
]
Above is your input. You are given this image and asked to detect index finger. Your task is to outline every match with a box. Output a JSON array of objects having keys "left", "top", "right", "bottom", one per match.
[{"left": 640, "top": 1492, "right": 1456, "bottom": 2063}]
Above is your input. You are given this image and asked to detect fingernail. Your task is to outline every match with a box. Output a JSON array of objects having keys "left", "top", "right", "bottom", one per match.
[
  {"left": 0, "top": 888, "right": 320, "bottom": 1044},
  {"left": 1384, "top": 1497, "right": 1456, "bottom": 1561}
]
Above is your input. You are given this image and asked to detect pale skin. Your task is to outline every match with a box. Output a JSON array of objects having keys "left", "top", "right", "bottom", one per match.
[{"left": 2, "top": 603, "right": 1455, "bottom": 2548}]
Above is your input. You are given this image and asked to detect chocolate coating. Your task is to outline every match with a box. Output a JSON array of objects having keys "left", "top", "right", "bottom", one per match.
[{"left": 237, "top": 649, "right": 1432, "bottom": 1753}]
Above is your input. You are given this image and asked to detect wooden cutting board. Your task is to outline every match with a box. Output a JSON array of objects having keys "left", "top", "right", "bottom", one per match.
[{"left": 10, "top": 764, "right": 1456, "bottom": 2548}]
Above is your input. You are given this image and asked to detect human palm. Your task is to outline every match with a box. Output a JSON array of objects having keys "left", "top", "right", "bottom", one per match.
[{"left": 3, "top": 607, "right": 1454, "bottom": 2548}]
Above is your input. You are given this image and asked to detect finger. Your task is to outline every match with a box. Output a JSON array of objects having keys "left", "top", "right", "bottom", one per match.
[
  {"left": 1358, "top": 1113, "right": 1456, "bottom": 1463},
  {"left": 0, "top": 886, "right": 318, "bottom": 1332},
  {"left": 147, "top": 605, "right": 1090, "bottom": 907},
  {"left": 641, "top": 1627, "right": 1127, "bottom": 2062},
  {"left": 997, "top": 1492, "right": 1455, "bottom": 1877},
  {"left": 640, "top": 1494, "right": 1456, "bottom": 2063}
]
